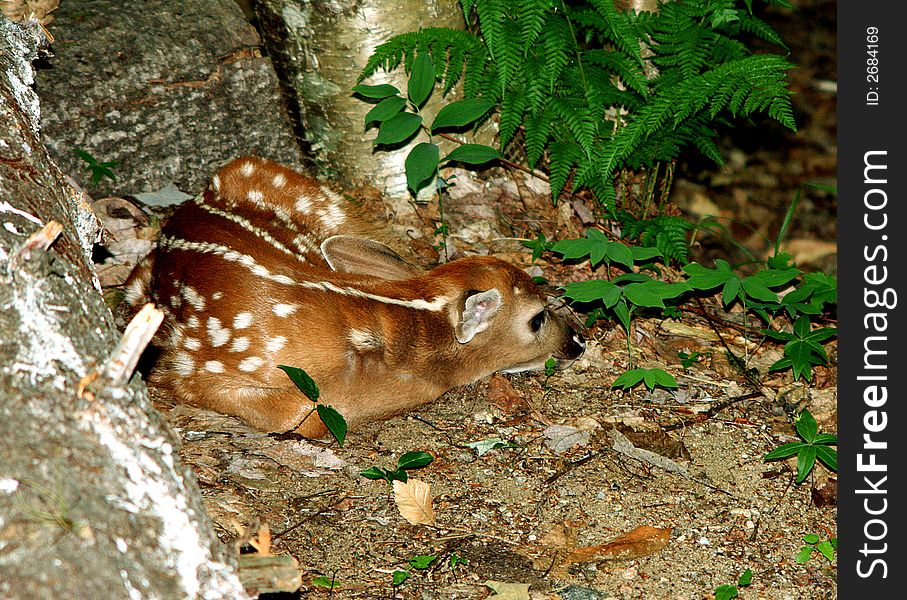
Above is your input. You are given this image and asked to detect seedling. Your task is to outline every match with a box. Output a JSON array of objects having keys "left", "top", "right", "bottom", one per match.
[
  {"left": 797, "top": 534, "right": 837, "bottom": 564},
  {"left": 612, "top": 367, "right": 678, "bottom": 392},
  {"left": 391, "top": 554, "right": 439, "bottom": 587},
  {"left": 761, "top": 316, "right": 837, "bottom": 382},
  {"left": 360, "top": 451, "right": 434, "bottom": 484},
  {"left": 764, "top": 409, "right": 837, "bottom": 484},
  {"left": 73, "top": 148, "right": 118, "bottom": 185},
  {"left": 278, "top": 365, "right": 347, "bottom": 447},
  {"left": 714, "top": 568, "right": 753, "bottom": 600},
  {"left": 678, "top": 351, "right": 703, "bottom": 368}
]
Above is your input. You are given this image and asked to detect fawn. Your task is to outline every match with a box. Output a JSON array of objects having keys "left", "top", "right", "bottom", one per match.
[{"left": 126, "top": 157, "right": 585, "bottom": 437}]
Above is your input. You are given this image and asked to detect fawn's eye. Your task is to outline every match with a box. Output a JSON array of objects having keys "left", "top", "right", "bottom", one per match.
[{"left": 530, "top": 311, "right": 546, "bottom": 333}]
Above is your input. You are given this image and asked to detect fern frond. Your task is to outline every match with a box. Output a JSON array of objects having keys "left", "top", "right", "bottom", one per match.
[
  {"left": 548, "top": 141, "right": 583, "bottom": 201},
  {"left": 584, "top": 49, "right": 649, "bottom": 96},
  {"left": 588, "top": 0, "right": 643, "bottom": 65},
  {"left": 737, "top": 13, "right": 788, "bottom": 48},
  {"left": 518, "top": 0, "right": 552, "bottom": 49},
  {"left": 524, "top": 108, "right": 553, "bottom": 168},
  {"left": 498, "top": 91, "right": 528, "bottom": 149}
]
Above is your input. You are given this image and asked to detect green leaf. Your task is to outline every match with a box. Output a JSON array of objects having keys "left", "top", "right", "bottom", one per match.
[
  {"left": 431, "top": 98, "right": 494, "bottom": 131},
  {"left": 409, "top": 555, "right": 437, "bottom": 570},
  {"left": 365, "top": 96, "right": 407, "bottom": 125},
  {"left": 316, "top": 405, "right": 347, "bottom": 447},
  {"left": 405, "top": 142, "right": 440, "bottom": 194},
  {"left": 740, "top": 276, "right": 779, "bottom": 302},
  {"left": 795, "top": 445, "right": 817, "bottom": 483},
  {"left": 312, "top": 575, "right": 341, "bottom": 589},
  {"left": 278, "top": 365, "right": 319, "bottom": 402},
  {"left": 764, "top": 441, "right": 808, "bottom": 461},
  {"left": 795, "top": 546, "right": 814, "bottom": 564},
  {"left": 352, "top": 83, "right": 402, "bottom": 99},
  {"left": 816, "top": 540, "right": 836, "bottom": 562},
  {"left": 714, "top": 584, "right": 739, "bottom": 600},
  {"left": 397, "top": 451, "right": 434, "bottom": 471},
  {"left": 392, "top": 570, "right": 410, "bottom": 586},
  {"left": 408, "top": 53, "right": 435, "bottom": 107},
  {"left": 443, "top": 143, "right": 500, "bottom": 165},
  {"left": 613, "top": 369, "right": 646, "bottom": 390},
  {"left": 374, "top": 112, "right": 423, "bottom": 146},
  {"left": 360, "top": 466, "right": 391, "bottom": 481},
  {"left": 794, "top": 410, "right": 818, "bottom": 443},
  {"left": 738, "top": 569, "right": 753, "bottom": 586},
  {"left": 650, "top": 368, "right": 678, "bottom": 389},
  {"left": 562, "top": 280, "right": 621, "bottom": 305},
  {"left": 814, "top": 445, "right": 837, "bottom": 472},
  {"left": 802, "top": 533, "right": 821, "bottom": 544},
  {"left": 813, "top": 433, "right": 838, "bottom": 445}
]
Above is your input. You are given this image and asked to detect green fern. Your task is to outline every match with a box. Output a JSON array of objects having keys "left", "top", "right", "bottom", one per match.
[
  {"left": 618, "top": 212, "right": 693, "bottom": 265},
  {"left": 358, "top": 0, "right": 796, "bottom": 214}
]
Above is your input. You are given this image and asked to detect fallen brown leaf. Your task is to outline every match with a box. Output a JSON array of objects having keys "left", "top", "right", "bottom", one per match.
[
  {"left": 393, "top": 478, "right": 435, "bottom": 526},
  {"left": 565, "top": 525, "right": 672, "bottom": 563},
  {"left": 487, "top": 374, "right": 524, "bottom": 414}
]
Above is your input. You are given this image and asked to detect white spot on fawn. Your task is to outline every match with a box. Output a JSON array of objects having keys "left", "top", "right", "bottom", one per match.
[
  {"left": 204, "top": 360, "right": 225, "bottom": 374},
  {"left": 207, "top": 317, "right": 231, "bottom": 348},
  {"left": 273, "top": 303, "right": 297, "bottom": 317},
  {"left": 238, "top": 356, "right": 264, "bottom": 372},
  {"left": 230, "top": 336, "right": 251, "bottom": 353},
  {"left": 212, "top": 291, "right": 224, "bottom": 301},
  {"left": 183, "top": 337, "right": 202, "bottom": 351},
  {"left": 172, "top": 352, "right": 195, "bottom": 376},
  {"left": 265, "top": 336, "right": 287, "bottom": 353},
  {"left": 180, "top": 286, "right": 205, "bottom": 311},
  {"left": 273, "top": 173, "right": 287, "bottom": 188},
  {"left": 187, "top": 315, "right": 200, "bottom": 329},
  {"left": 348, "top": 328, "right": 383, "bottom": 351},
  {"left": 317, "top": 204, "right": 346, "bottom": 230},
  {"left": 234, "top": 312, "right": 253, "bottom": 329},
  {"left": 295, "top": 194, "right": 312, "bottom": 214},
  {"left": 169, "top": 295, "right": 182, "bottom": 309},
  {"left": 247, "top": 189, "right": 264, "bottom": 205},
  {"left": 240, "top": 161, "right": 255, "bottom": 177}
]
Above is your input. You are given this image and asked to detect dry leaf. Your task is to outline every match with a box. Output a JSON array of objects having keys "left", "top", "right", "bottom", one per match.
[
  {"left": 565, "top": 525, "right": 671, "bottom": 563},
  {"left": 483, "top": 580, "right": 532, "bottom": 599},
  {"left": 486, "top": 373, "right": 523, "bottom": 414},
  {"left": 393, "top": 478, "right": 435, "bottom": 526}
]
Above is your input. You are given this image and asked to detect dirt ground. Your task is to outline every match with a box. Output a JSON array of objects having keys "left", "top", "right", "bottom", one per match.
[{"left": 98, "top": 1, "right": 838, "bottom": 598}]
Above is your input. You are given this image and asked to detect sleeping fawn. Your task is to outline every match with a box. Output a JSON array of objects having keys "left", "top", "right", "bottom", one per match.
[{"left": 126, "top": 157, "right": 585, "bottom": 437}]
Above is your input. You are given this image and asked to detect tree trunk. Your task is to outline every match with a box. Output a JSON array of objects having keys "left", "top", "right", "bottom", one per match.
[
  {"left": 254, "top": 0, "right": 464, "bottom": 202},
  {"left": 0, "top": 19, "right": 249, "bottom": 599}
]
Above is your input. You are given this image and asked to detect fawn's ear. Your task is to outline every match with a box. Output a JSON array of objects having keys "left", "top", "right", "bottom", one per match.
[
  {"left": 454, "top": 289, "right": 503, "bottom": 343},
  {"left": 321, "top": 235, "right": 422, "bottom": 280}
]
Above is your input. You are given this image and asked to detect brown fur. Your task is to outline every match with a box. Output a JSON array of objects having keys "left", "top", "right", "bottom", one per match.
[{"left": 127, "top": 157, "right": 584, "bottom": 437}]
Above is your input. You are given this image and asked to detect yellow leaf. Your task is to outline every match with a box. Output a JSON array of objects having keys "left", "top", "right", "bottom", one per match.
[{"left": 393, "top": 478, "right": 435, "bottom": 525}]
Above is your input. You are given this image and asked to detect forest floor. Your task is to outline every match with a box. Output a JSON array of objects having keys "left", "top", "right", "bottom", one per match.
[{"left": 95, "top": 1, "right": 838, "bottom": 598}]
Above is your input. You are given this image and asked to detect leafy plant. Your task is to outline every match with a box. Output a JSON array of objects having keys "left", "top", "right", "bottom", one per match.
[
  {"left": 277, "top": 365, "right": 348, "bottom": 447},
  {"left": 391, "top": 554, "right": 439, "bottom": 587},
  {"left": 678, "top": 350, "right": 703, "bottom": 368},
  {"left": 353, "top": 53, "right": 500, "bottom": 197},
  {"left": 360, "top": 451, "right": 434, "bottom": 484},
  {"left": 612, "top": 367, "right": 677, "bottom": 391},
  {"left": 761, "top": 316, "right": 837, "bottom": 382},
  {"left": 358, "top": 0, "right": 796, "bottom": 211},
  {"left": 796, "top": 534, "right": 837, "bottom": 564},
  {"left": 714, "top": 568, "right": 753, "bottom": 600},
  {"left": 73, "top": 148, "right": 118, "bottom": 185},
  {"left": 764, "top": 409, "right": 837, "bottom": 484}
]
